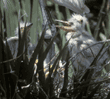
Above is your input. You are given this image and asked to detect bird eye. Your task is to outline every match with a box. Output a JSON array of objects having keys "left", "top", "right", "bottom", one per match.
[{"left": 80, "top": 20, "right": 83, "bottom": 23}]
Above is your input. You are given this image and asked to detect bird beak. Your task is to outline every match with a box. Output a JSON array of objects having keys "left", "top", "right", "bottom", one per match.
[
  {"left": 55, "top": 19, "right": 75, "bottom": 32},
  {"left": 55, "top": 19, "right": 71, "bottom": 26},
  {"left": 56, "top": 25, "right": 75, "bottom": 32}
]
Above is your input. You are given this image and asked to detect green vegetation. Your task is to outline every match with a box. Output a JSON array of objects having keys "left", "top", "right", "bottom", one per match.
[{"left": 0, "top": 0, "right": 110, "bottom": 99}]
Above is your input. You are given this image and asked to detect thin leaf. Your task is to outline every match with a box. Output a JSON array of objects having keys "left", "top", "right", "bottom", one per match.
[
  {"left": 26, "top": 27, "right": 46, "bottom": 83},
  {"left": 3, "top": 9, "right": 7, "bottom": 39},
  {"left": 30, "top": 0, "right": 33, "bottom": 22},
  {"left": 15, "top": 21, "right": 27, "bottom": 76}
]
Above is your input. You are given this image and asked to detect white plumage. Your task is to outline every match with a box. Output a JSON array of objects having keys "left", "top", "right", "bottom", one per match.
[{"left": 56, "top": 14, "right": 108, "bottom": 77}]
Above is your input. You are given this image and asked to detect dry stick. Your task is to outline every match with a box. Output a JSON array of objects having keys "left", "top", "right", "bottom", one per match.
[
  {"left": 98, "top": 43, "right": 110, "bottom": 61},
  {"left": 0, "top": 47, "right": 28, "bottom": 64},
  {"left": 103, "top": 60, "right": 110, "bottom": 68}
]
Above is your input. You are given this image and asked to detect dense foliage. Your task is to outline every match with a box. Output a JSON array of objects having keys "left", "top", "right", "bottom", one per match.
[{"left": 0, "top": 0, "right": 110, "bottom": 99}]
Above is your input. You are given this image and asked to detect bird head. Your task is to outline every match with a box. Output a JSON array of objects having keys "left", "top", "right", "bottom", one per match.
[
  {"left": 15, "top": 21, "right": 33, "bottom": 36},
  {"left": 55, "top": 14, "right": 87, "bottom": 32}
]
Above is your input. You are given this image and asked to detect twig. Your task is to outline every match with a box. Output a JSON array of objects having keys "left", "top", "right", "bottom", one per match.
[
  {"left": 38, "top": 84, "right": 49, "bottom": 99},
  {"left": 0, "top": 47, "right": 28, "bottom": 64}
]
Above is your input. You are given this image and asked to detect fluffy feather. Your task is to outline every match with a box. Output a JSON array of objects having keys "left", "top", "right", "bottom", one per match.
[
  {"left": 50, "top": 0, "right": 90, "bottom": 14},
  {"left": 57, "top": 14, "right": 108, "bottom": 77}
]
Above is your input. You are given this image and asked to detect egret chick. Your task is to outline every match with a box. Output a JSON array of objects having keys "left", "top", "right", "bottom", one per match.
[
  {"left": 4, "top": 22, "right": 33, "bottom": 58},
  {"left": 56, "top": 14, "right": 108, "bottom": 77}
]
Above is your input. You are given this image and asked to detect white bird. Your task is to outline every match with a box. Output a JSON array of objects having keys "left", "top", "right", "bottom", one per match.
[
  {"left": 4, "top": 22, "right": 34, "bottom": 58},
  {"left": 56, "top": 14, "right": 108, "bottom": 77},
  {"left": 47, "top": 0, "right": 90, "bottom": 14}
]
